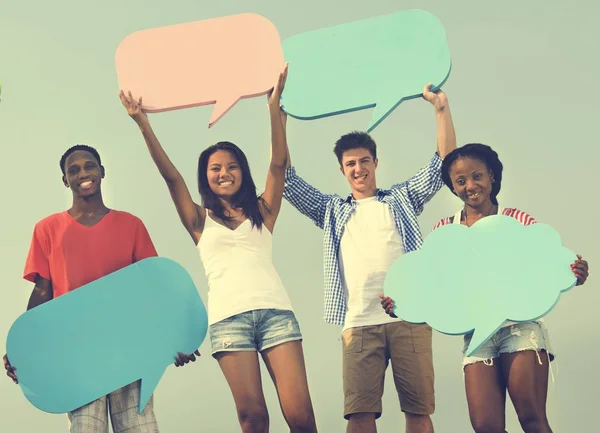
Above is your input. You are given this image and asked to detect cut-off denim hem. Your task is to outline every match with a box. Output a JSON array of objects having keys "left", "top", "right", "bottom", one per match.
[
  {"left": 461, "top": 321, "right": 557, "bottom": 386},
  {"left": 209, "top": 308, "right": 302, "bottom": 358}
]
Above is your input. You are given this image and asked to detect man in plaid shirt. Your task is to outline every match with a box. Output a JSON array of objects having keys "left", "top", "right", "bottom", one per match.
[{"left": 282, "top": 84, "right": 457, "bottom": 433}]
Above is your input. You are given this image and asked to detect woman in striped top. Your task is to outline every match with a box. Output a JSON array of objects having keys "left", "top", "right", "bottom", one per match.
[{"left": 381, "top": 143, "right": 589, "bottom": 433}]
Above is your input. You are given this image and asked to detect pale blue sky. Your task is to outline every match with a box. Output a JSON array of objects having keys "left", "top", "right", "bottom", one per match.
[{"left": 1, "top": 1, "right": 598, "bottom": 431}]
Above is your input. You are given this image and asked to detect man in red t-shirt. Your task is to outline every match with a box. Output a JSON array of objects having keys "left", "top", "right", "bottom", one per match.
[{"left": 3, "top": 144, "right": 199, "bottom": 433}]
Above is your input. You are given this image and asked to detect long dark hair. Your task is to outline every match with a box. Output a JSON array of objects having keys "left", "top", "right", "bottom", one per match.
[
  {"left": 197, "top": 141, "right": 263, "bottom": 229},
  {"left": 441, "top": 143, "right": 504, "bottom": 205}
]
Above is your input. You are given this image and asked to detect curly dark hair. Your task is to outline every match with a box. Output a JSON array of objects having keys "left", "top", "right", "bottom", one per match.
[{"left": 441, "top": 143, "right": 504, "bottom": 205}]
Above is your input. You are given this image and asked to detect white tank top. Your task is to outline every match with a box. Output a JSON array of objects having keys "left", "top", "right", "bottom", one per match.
[{"left": 197, "top": 211, "right": 294, "bottom": 325}]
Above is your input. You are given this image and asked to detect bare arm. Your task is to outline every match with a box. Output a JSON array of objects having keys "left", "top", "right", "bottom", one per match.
[
  {"left": 26, "top": 275, "right": 53, "bottom": 310},
  {"left": 422, "top": 84, "right": 456, "bottom": 159},
  {"left": 120, "top": 91, "right": 204, "bottom": 243},
  {"left": 4, "top": 275, "right": 53, "bottom": 383},
  {"left": 261, "top": 65, "right": 289, "bottom": 231}
]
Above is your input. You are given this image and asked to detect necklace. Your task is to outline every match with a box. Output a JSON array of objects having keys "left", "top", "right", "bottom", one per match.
[{"left": 462, "top": 203, "right": 496, "bottom": 227}]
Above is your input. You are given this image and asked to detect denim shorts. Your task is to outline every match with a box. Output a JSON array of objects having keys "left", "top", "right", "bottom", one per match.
[
  {"left": 209, "top": 309, "right": 303, "bottom": 357},
  {"left": 462, "top": 321, "right": 555, "bottom": 370}
]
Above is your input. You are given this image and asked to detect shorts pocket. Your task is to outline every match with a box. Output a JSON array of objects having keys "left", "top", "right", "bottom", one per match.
[
  {"left": 342, "top": 327, "right": 363, "bottom": 353},
  {"left": 410, "top": 324, "right": 432, "bottom": 353}
]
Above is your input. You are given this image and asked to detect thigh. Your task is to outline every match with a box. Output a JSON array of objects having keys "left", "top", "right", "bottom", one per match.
[
  {"left": 261, "top": 340, "right": 316, "bottom": 427},
  {"left": 500, "top": 350, "right": 549, "bottom": 415},
  {"left": 498, "top": 322, "right": 552, "bottom": 411},
  {"left": 216, "top": 350, "right": 268, "bottom": 414},
  {"left": 342, "top": 325, "right": 387, "bottom": 420},
  {"left": 387, "top": 322, "right": 434, "bottom": 415},
  {"left": 464, "top": 362, "right": 507, "bottom": 431},
  {"left": 257, "top": 309, "right": 303, "bottom": 352},
  {"left": 67, "top": 396, "right": 109, "bottom": 433},
  {"left": 108, "top": 380, "right": 159, "bottom": 433},
  {"left": 210, "top": 311, "right": 258, "bottom": 358}
]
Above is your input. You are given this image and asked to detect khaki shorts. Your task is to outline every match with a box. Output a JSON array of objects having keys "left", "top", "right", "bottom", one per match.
[{"left": 341, "top": 321, "right": 435, "bottom": 419}]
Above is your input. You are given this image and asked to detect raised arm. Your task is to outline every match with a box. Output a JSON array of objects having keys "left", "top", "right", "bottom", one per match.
[
  {"left": 119, "top": 91, "right": 204, "bottom": 244},
  {"left": 283, "top": 166, "right": 334, "bottom": 230},
  {"left": 423, "top": 84, "right": 456, "bottom": 159},
  {"left": 260, "top": 65, "right": 289, "bottom": 231},
  {"left": 398, "top": 85, "right": 457, "bottom": 213}
]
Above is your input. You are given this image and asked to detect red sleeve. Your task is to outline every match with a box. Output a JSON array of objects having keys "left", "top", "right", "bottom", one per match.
[
  {"left": 132, "top": 220, "right": 158, "bottom": 262},
  {"left": 504, "top": 208, "right": 537, "bottom": 226},
  {"left": 432, "top": 216, "right": 451, "bottom": 232},
  {"left": 23, "top": 223, "right": 51, "bottom": 283}
]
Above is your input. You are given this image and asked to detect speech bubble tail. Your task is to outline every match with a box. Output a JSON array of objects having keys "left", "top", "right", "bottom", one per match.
[
  {"left": 465, "top": 321, "right": 506, "bottom": 357},
  {"left": 367, "top": 98, "right": 401, "bottom": 132},
  {"left": 208, "top": 96, "right": 240, "bottom": 128},
  {"left": 138, "top": 371, "right": 164, "bottom": 414}
]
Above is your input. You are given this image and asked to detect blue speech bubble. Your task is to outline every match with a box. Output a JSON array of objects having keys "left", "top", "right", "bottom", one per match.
[
  {"left": 280, "top": 9, "right": 452, "bottom": 132},
  {"left": 384, "top": 215, "right": 577, "bottom": 356},
  {"left": 6, "top": 257, "right": 208, "bottom": 414}
]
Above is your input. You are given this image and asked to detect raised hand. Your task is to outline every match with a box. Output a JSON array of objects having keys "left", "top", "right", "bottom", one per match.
[
  {"left": 422, "top": 83, "right": 448, "bottom": 112},
  {"left": 268, "top": 63, "right": 289, "bottom": 108},
  {"left": 119, "top": 90, "right": 148, "bottom": 126}
]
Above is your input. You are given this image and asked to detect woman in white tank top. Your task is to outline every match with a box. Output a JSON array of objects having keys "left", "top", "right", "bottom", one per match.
[{"left": 120, "top": 65, "right": 318, "bottom": 433}]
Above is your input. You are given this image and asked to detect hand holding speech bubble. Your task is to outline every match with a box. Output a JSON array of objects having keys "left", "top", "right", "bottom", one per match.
[
  {"left": 280, "top": 9, "right": 452, "bottom": 132},
  {"left": 6, "top": 257, "right": 208, "bottom": 414},
  {"left": 115, "top": 13, "right": 285, "bottom": 127},
  {"left": 384, "top": 215, "right": 577, "bottom": 356}
]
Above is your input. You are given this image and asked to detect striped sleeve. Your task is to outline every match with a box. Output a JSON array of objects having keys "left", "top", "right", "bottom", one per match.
[
  {"left": 432, "top": 216, "right": 453, "bottom": 232},
  {"left": 502, "top": 207, "right": 537, "bottom": 226}
]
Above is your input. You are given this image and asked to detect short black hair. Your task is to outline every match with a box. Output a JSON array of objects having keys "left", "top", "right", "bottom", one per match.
[
  {"left": 441, "top": 143, "right": 504, "bottom": 205},
  {"left": 60, "top": 144, "right": 102, "bottom": 175},
  {"left": 333, "top": 131, "right": 377, "bottom": 165}
]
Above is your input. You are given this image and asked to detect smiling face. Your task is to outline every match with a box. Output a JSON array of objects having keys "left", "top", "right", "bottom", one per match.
[
  {"left": 62, "top": 150, "right": 104, "bottom": 198},
  {"left": 207, "top": 150, "right": 243, "bottom": 197},
  {"left": 448, "top": 156, "right": 495, "bottom": 208},
  {"left": 340, "top": 147, "right": 378, "bottom": 199}
]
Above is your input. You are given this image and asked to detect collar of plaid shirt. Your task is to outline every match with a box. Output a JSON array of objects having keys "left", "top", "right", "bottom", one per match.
[{"left": 283, "top": 152, "right": 443, "bottom": 326}]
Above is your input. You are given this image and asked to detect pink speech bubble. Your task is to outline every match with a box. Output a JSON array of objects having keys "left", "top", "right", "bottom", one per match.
[{"left": 115, "top": 14, "right": 284, "bottom": 127}]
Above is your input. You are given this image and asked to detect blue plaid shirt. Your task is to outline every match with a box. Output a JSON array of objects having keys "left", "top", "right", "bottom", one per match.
[{"left": 283, "top": 152, "right": 443, "bottom": 326}]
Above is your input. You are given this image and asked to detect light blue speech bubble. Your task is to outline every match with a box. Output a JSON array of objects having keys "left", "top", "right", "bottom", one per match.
[
  {"left": 6, "top": 257, "right": 208, "bottom": 414},
  {"left": 384, "top": 215, "right": 577, "bottom": 356},
  {"left": 280, "top": 9, "right": 452, "bottom": 132}
]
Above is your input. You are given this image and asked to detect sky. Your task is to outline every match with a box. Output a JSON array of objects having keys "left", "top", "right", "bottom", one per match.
[{"left": 1, "top": 0, "right": 598, "bottom": 431}]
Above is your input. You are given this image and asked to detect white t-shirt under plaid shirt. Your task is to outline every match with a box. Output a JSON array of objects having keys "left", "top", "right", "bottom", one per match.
[{"left": 283, "top": 152, "right": 444, "bottom": 327}]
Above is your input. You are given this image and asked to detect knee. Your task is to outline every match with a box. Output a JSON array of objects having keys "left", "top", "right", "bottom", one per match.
[
  {"left": 347, "top": 412, "right": 376, "bottom": 426},
  {"left": 286, "top": 409, "right": 316, "bottom": 433},
  {"left": 237, "top": 405, "right": 269, "bottom": 433},
  {"left": 517, "top": 411, "right": 549, "bottom": 432},
  {"left": 405, "top": 413, "right": 433, "bottom": 433},
  {"left": 514, "top": 401, "right": 549, "bottom": 432},
  {"left": 470, "top": 417, "right": 505, "bottom": 433}
]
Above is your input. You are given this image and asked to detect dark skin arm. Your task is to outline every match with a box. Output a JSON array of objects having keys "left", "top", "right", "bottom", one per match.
[{"left": 4, "top": 275, "right": 53, "bottom": 384}]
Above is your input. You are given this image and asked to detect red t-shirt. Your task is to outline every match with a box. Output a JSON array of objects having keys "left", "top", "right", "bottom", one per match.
[{"left": 23, "top": 210, "right": 158, "bottom": 298}]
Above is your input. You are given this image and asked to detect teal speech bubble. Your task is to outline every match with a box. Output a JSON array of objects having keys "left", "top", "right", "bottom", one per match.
[
  {"left": 280, "top": 9, "right": 452, "bottom": 132},
  {"left": 6, "top": 257, "right": 208, "bottom": 414},
  {"left": 384, "top": 215, "right": 577, "bottom": 356}
]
